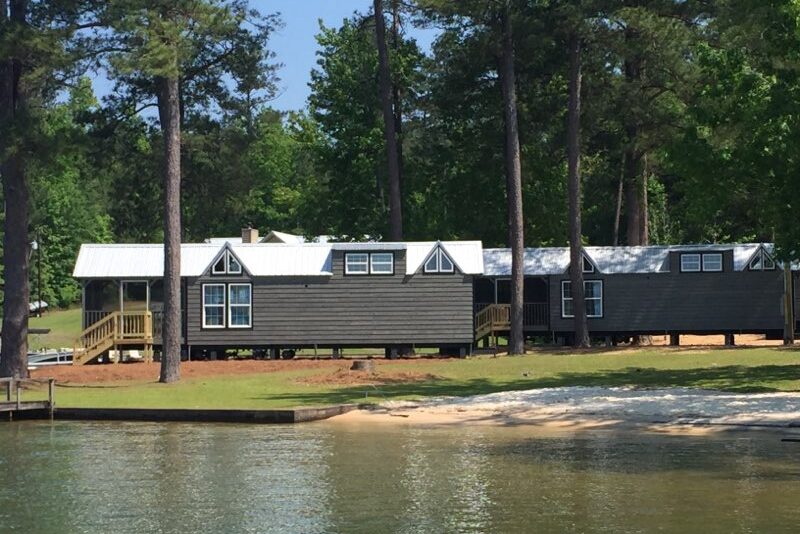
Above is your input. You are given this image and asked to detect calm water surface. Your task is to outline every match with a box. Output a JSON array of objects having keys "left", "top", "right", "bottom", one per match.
[{"left": 1, "top": 420, "right": 799, "bottom": 533}]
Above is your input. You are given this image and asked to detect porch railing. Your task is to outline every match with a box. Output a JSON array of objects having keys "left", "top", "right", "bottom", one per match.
[{"left": 474, "top": 302, "right": 548, "bottom": 328}]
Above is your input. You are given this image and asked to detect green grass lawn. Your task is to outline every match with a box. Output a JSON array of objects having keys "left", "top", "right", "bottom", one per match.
[
  {"left": 28, "top": 308, "right": 82, "bottom": 351},
  {"left": 30, "top": 346, "right": 800, "bottom": 410}
]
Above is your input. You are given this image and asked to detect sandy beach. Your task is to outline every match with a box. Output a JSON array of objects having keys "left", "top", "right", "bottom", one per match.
[{"left": 332, "top": 386, "right": 800, "bottom": 433}]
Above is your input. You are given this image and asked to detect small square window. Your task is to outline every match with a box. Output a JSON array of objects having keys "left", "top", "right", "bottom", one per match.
[
  {"left": 370, "top": 253, "right": 394, "bottom": 274},
  {"left": 345, "top": 253, "right": 369, "bottom": 275},
  {"left": 680, "top": 254, "right": 701, "bottom": 272},
  {"left": 702, "top": 253, "right": 722, "bottom": 272}
]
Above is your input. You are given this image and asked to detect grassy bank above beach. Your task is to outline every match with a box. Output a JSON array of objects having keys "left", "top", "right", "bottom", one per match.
[{"left": 22, "top": 345, "right": 800, "bottom": 410}]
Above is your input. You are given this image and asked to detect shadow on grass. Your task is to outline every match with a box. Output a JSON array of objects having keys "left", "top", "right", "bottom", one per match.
[{"left": 256, "top": 364, "right": 800, "bottom": 406}]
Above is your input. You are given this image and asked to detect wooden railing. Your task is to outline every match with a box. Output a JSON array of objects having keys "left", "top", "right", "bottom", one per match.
[
  {"left": 73, "top": 311, "right": 153, "bottom": 365},
  {"left": 475, "top": 302, "right": 549, "bottom": 330},
  {"left": 83, "top": 310, "right": 111, "bottom": 329},
  {"left": 1, "top": 377, "right": 56, "bottom": 417}
]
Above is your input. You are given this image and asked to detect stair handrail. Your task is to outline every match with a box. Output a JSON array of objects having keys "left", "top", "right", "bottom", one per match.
[{"left": 73, "top": 311, "right": 119, "bottom": 361}]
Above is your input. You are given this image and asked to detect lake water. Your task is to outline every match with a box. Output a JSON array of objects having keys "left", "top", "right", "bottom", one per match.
[{"left": 1, "top": 421, "right": 799, "bottom": 533}]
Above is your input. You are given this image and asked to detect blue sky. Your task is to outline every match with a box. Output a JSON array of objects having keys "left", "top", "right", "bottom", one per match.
[{"left": 92, "top": 0, "right": 438, "bottom": 112}]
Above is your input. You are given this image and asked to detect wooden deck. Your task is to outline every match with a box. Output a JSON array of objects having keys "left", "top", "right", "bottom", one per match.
[{"left": 1, "top": 378, "right": 55, "bottom": 419}]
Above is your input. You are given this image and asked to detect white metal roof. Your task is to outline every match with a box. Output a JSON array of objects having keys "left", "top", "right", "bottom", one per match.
[
  {"left": 229, "top": 244, "right": 332, "bottom": 276},
  {"left": 73, "top": 244, "right": 222, "bottom": 278},
  {"left": 483, "top": 244, "right": 774, "bottom": 276},
  {"left": 74, "top": 240, "right": 485, "bottom": 278}
]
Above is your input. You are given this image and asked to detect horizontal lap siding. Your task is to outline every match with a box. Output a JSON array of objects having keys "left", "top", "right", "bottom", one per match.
[
  {"left": 186, "top": 250, "right": 474, "bottom": 346},
  {"left": 550, "top": 253, "right": 785, "bottom": 333}
]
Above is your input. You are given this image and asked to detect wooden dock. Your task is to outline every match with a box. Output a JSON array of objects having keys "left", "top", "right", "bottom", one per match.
[{"left": 0, "top": 377, "right": 55, "bottom": 420}]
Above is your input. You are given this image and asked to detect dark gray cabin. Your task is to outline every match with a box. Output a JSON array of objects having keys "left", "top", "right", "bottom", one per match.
[
  {"left": 476, "top": 244, "right": 798, "bottom": 343},
  {"left": 73, "top": 234, "right": 483, "bottom": 362}
]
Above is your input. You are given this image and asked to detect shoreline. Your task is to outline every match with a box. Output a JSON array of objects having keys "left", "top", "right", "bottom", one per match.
[{"left": 329, "top": 386, "right": 800, "bottom": 435}]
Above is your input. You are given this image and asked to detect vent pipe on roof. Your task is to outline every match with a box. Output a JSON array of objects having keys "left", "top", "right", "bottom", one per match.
[{"left": 242, "top": 225, "right": 259, "bottom": 243}]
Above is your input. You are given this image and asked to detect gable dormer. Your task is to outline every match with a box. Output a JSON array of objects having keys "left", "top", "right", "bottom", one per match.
[
  {"left": 423, "top": 244, "right": 457, "bottom": 274},
  {"left": 208, "top": 246, "right": 247, "bottom": 276},
  {"left": 566, "top": 251, "right": 598, "bottom": 275},
  {"left": 748, "top": 246, "right": 776, "bottom": 271}
]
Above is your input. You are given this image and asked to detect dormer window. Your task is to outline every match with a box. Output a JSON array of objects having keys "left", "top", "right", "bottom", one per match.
[
  {"left": 424, "top": 247, "right": 455, "bottom": 274},
  {"left": 582, "top": 255, "right": 595, "bottom": 273},
  {"left": 212, "top": 250, "right": 243, "bottom": 275},
  {"left": 345, "top": 252, "right": 394, "bottom": 275},
  {"left": 681, "top": 252, "right": 722, "bottom": 272},
  {"left": 749, "top": 249, "right": 776, "bottom": 271}
]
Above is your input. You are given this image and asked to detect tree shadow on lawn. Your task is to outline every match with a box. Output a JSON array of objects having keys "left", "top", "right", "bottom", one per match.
[{"left": 256, "top": 364, "right": 800, "bottom": 407}]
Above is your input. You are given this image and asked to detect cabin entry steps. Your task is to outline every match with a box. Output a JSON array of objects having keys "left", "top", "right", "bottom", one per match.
[{"left": 73, "top": 311, "right": 154, "bottom": 365}]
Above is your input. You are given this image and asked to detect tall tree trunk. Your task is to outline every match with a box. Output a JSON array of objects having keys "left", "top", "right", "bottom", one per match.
[
  {"left": 374, "top": 0, "right": 403, "bottom": 241},
  {"left": 612, "top": 152, "right": 625, "bottom": 246},
  {"left": 391, "top": 0, "right": 404, "bottom": 199},
  {"left": 157, "top": 75, "right": 182, "bottom": 383},
  {"left": 623, "top": 36, "right": 647, "bottom": 246},
  {"left": 0, "top": 0, "right": 30, "bottom": 379},
  {"left": 499, "top": 5, "right": 525, "bottom": 355},
  {"left": 567, "top": 33, "right": 589, "bottom": 349}
]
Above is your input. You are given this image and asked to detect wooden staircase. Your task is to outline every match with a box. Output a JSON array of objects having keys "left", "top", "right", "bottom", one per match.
[
  {"left": 73, "top": 311, "right": 154, "bottom": 365},
  {"left": 475, "top": 304, "right": 511, "bottom": 342}
]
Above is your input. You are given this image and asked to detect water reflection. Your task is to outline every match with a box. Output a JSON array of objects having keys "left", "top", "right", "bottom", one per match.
[{"left": 1, "top": 422, "right": 799, "bottom": 533}]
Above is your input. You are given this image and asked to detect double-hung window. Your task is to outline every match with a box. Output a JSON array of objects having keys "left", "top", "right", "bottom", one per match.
[
  {"left": 345, "top": 253, "right": 369, "bottom": 275},
  {"left": 561, "top": 280, "right": 603, "bottom": 318},
  {"left": 228, "top": 284, "right": 252, "bottom": 328},
  {"left": 203, "top": 284, "right": 226, "bottom": 328},
  {"left": 345, "top": 252, "right": 395, "bottom": 275},
  {"left": 370, "top": 253, "right": 394, "bottom": 274},
  {"left": 680, "top": 254, "right": 701, "bottom": 272},
  {"left": 682, "top": 252, "right": 723, "bottom": 272},
  {"left": 702, "top": 253, "right": 722, "bottom": 272}
]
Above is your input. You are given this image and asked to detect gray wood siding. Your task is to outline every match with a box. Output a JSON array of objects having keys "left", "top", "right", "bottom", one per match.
[
  {"left": 549, "top": 251, "right": 785, "bottom": 333},
  {"left": 185, "top": 250, "right": 474, "bottom": 346}
]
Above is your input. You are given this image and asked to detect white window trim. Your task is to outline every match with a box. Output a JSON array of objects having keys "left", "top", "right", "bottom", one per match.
[
  {"left": 561, "top": 280, "right": 603, "bottom": 319},
  {"left": 680, "top": 253, "right": 701, "bottom": 273},
  {"left": 212, "top": 256, "right": 227, "bottom": 275},
  {"left": 369, "top": 252, "right": 394, "bottom": 275},
  {"left": 345, "top": 253, "right": 369, "bottom": 275},
  {"left": 438, "top": 250, "right": 455, "bottom": 273},
  {"left": 702, "top": 253, "right": 723, "bottom": 272},
  {"left": 202, "top": 283, "right": 226, "bottom": 329},
  {"left": 585, "top": 280, "right": 603, "bottom": 318},
  {"left": 227, "top": 252, "right": 243, "bottom": 274},
  {"left": 424, "top": 250, "right": 440, "bottom": 273},
  {"left": 763, "top": 252, "right": 776, "bottom": 270},
  {"left": 228, "top": 283, "right": 252, "bottom": 329},
  {"left": 424, "top": 248, "right": 455, "bottom": 274},
  {"left": 582, "top": 255, "right": 595, "bottom": 273}
]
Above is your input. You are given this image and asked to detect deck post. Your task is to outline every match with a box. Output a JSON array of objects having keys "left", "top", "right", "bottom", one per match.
[
  {"left": 669, "top": 334, "right": 680, "bottom": 346},
  {"left": 48, "top": 379, "right": 55, "bottom": 419},
  {"left": 16, "top": 380, "right": 21, "bottom": 411},
  {"left": 5, "top": 380, "right": 10, "bottom": 402},
  {"left": 724, "top": 334, "right": 735, "bottom": 346}
]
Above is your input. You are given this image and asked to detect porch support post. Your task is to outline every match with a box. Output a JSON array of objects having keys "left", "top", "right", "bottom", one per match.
[
  {"left": 669, "top": 333, "right": 680, "bottom": 346},
  {"left": 81, "top": 281, "right": 87, "bottom": 329}
]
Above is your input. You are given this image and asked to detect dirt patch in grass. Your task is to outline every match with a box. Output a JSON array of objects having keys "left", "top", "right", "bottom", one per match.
[
  {"left": 30, "top": 357, "right": 449, "bottom": 385},
  {"left": 299, "top": 367, "right": 441, "bottom": 387}
]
